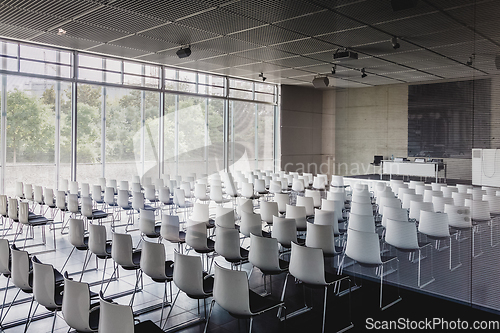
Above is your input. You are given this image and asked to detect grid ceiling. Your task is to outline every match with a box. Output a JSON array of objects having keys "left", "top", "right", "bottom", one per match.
[{"left": 0, "top": 0, "right": 498, "bottom": 88}]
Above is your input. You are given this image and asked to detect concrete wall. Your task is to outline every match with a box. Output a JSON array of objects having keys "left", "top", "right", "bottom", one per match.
[{"left": 280, "top": 85, "right": 323, "bottom": 173}]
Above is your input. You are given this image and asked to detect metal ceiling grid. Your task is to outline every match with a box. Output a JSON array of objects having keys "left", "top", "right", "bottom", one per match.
[
  {"left": 266, "top": 56, "right": 325, "bottom": 68},
  {"left": 32, "top": 32, "right": 102, "bottom": 50},
  {"left": 274, "top": 10, "right": 364, "bottom": 37},
  {"left": 193, "top": 36, "right": 260, "bottom": 54},
  {"left": 55, "top": 20, "right": 130, "bottom": 43},
  {"left": 317, "top": 26, "right": 392, "bottom": 49},
  {"left": 232, "top": 62, "right": 288, "bottom": 74},
  {"left": 109, "top": 35, "right": 179, "bottom": 54},
  {"left": 0, "top": 22, "right": 41, "bottom": 40},
  {"left": 89, "top": 43, "right": 150, "bottom": 59},
  {"left": 229, "top": 25, "right": 305, "bottom": 47},
  {"left": 0, "top": 5, "right": 68, "bottom": 31},
  {"left": 272, "top": 38, "right": 339, "bottom": 55},
  {"left": 199, "top": 54, "right": 256, "bottom": 67},
  {"left": 139, "top": 23, "right": 219, "bottom": 46},
  {"left": 232, "top": 47, "right": 295, "bottom": 62},
  {"left": 1, "top": 0, "right": 101, "bottom": 19}
]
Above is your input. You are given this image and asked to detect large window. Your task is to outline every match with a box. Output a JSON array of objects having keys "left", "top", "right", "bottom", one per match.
[{"left": 0, "top": 39, "right": 277, "bottom": 196}]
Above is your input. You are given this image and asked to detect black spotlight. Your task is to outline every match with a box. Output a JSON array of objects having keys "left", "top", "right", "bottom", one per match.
[
  {"left": 176, "top": 47, "right": 191, "bottom": 59},
  {"left": 391, "top": 37, "right": 400, "bottom": 49},
  {"left": 259, "top": 72, "right": 267, "bottom": 81},
  {"left": 466, "top": 55, "right": 474, "bottom": 66},
  {"left": 331, "top": 65, "right": 336, "bottom": 75},
  {"left": 361, "top": 68, "right": 367, "bottom": 78}
]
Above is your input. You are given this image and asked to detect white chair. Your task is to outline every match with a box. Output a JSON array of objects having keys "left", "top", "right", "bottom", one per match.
[
  {"left": 273, "top": 193, "right": 289, "bottom": 215},
  {"left": 285, "top": 204, "right": 307, "bottom": 231},
  {"left": 432, "top": 196, "right": 454, "bottom": 213},
  {"left": 259, "top": 200, "right": 278, "bottom": 227},
  {"left": 271, "top": 216, "right": 304, "bottom": 251},
  {"left": 186, "top": 222, "right": 214, "bottom": 271},
  {"left": 62, "top": 273, "right": 99, "bottom": 332},
  {"left": 160, "top": 214, "right": 185, "bottom": 252},
  {"left": 348, "top": 212, "right": 375, "bottom": 233},
  {"left": 205, "top": 263, "right": 285, "bottom": 333},
  {"left": 402, "top": 193, "right": 422, "bottom": 210},
  {"left": 240, "top": 211, "right": 269, "bottom": 238},
  {"left": 288, "top": 242, "right": 352, "bottom": 333},
  {"left": 305, "top": 189, "right": 321, "bottom": 208},
  {"left": 296, "top": 196, "right": 314, "bottom": 217},
  {"left": 341, "top": 228, "right": 401, "bottom": 310},
  {"left": 215, "top": 226, "right": 248, "bottom": 269},
  {"left": 305, "top": 222, "right": 338, "bottom": 257},
  {"left": 194, "top": 183, "right": 210, "bottom": 203},
  {"left": 408, "top": 201, "right": 433, "bottom": 222},
  {"left": 98, "top": 293, "right": 135, "bottom": 333},
  {"left": 139, "top": 209, "right": 160, "bottom": 239}
]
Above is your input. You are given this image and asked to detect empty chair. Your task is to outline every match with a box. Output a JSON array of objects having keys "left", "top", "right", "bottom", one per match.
[
  {"left": 160, "top": 214, "right": 185, "bottom": 252},
  {"left": 384, "top": 218, "right": 434, "bottom": 288},
  {"left": 350, "top": 201, "right": 373, "bottom": 217},
  {"left": 314, "top": 208, "right": 343, "bottom": 237},
  {"left": 240, "top": 211, "right": 269, "bottom": 238},
  {"left": 402, "top": 193, "right": 423, "bottom": 210},
  {"left": 408, "top": 201, "right": 434, "bottom": 222},
  {"left": 190, "top": 202, "right": 214, "bottom": 230},
  {"left": 483, "top": 194, "right": 500, "bottom": 216},
  {"left": 321, "top": 198, "right": 344, "bottom": 223},
  {"left": 62, "top": 273, "right": 99, "bottom": 332},
  {"left": 305, "top": 189, "right": 321, "bottom": 208},
  {"left": 381, "top": 206, "right": 409, "bottom": 228},
  {"left": 81, "top": 196, "right": 108, "bottom": 225},
  {"left": 254, "top": 179, "right": 268, "bottom": 197},
  {"left": 348, "top": 212, "right": 375, "bottom": 233},
  {"left": 119, "top": 180, "right": 129, "bottom": 194},
  {"left": 269, "top": 180, "right": 282, "bottom": 195},
  {"left": 408, "top": 180, "right": 424, "bottom": 190},
  {"left": 378, "top": 196, "right": 401, "bottom": 216},
  {"left": 215, "top": 226, "right": 249, "bottom": 268},
  {"left": 414, "top": 184, "right": 431, "bottom": 196},
  {"left": 15, "top": 181, "right": 24, "bottom": 199},
  {"left": 285, "top": 204, "right": 307, "bottom": 231},
  {"left": 4, "top": 245, "right": 33, "bottom": 323},
  {"left": 81, "top": 183, "right": 90, "bottom": 199},
  {"left": 69, "top": 181, "right": 79, "bottom": 196},
  {"left": 423, "top": 190, "right": 443, "bottom": 203},
  {"left": 139, "top": 209, "right": 160, "bottom": 239},
  {"left": 61, "top": 219, "right": 90, "bottom": 273},
  {"left": 209, "top": 185, "right": 230, "bottom": 205},
  {"left": 249, "top": 233, "right": 288, "bottom": 296},
  {"left": 159, "top": 187, "right": 174, "bottom": 212},
  {"left": 215, "top": 206, "right": 237, "bottom": 229},
  {"left": 108, "top": 179, "right": 118, "bottom": 195},
  {"left": 432, "top": 196, "right": 454, "bottom": 213},
  {"left": 296, "top": 196, "right": 314, "bottom": 217},
  {"left": 465, "top": 198, "right": 497, "bottom": 247},
  {"left": 288, "top": 242, "right": 352, "bottom": 333},
  {"left": 273, "top": 193, "right": 289, "bottom": 215},
  {"left": 131, "top": 182, "right": 142, "bottom": 194},
  {"left": 442, "top": 186, "right": 458, "bottom": 198},
  {"left": 456, "top": 184, "right": 472, "bottom": 194},
  {"left": 194, "top": 183, "right": 210, "bottom": 203},
  {"left": 98, "top": 178, "right": 107, "bottom": 191},
  {"left": 92, "top": 185, "right": 105, "bottom": 207},
  {"left": 140, "top": 240, "right": 174, "bottom": 327},
  {"left": 259, "top": 200, "right": 279, "bottom": 226},
  {"left": 272, "top": 216, "right": 304, "bottom": 250},
  {"left": 341, "top": 228, "right": 401, "bottom": 310},
  {"left": 186, "top": 222, "right": 214, "bottom": 271},
  {"left": 98, "top": 293, "right": 135, "bottom": 333},
  {"left": 166, "top": 250, "right": 213, "bottom": 329},
  {"left": 144, "top": 185, "right": 159, "bottom": 206},
  {"left": 397, "top": 187, "right": 415, "bottom": 202},
  {"left": 241, "top": 182, "right": 259, "bottom": 200},
  {"left": 205, "top": 263, "right": 285, "bottom": 333},
  {"left": 312, "top": 176, "right": 326, "bottom": 190},
  {"left": 452, "top": 192, "right": 472, "bottom": 207},
  {"left": 431, "top": 183, "right": 444, "bottom": 191},
  {"left": 305, "top": 222, "right": 338, "bottom": 257},
  {"left": 87, "top": 224, "right": 113, "bottom": 287}
]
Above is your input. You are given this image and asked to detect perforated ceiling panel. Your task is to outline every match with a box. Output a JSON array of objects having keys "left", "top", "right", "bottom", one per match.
[{"left": 0, "top": 0, "right": 499, "bottom": 88}]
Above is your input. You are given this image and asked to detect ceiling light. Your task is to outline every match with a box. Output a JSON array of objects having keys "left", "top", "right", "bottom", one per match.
[
  {"left": 57, "top": 28, "right": 66, "bottom": 36},
  {"left": 331, "top": 65, "right": 336, "bottom": 75},
  {"left": 259, "top": 72, "right": 267, "bottom": 82},
  {"left": 361, "top": 68, "right": 367, "bottom": 78},
  {"left": 391, "top": 36, "right": 400, "bottom": 49},
  {"left": 176, "top": 46, "right": 191, "bottom": 59}
]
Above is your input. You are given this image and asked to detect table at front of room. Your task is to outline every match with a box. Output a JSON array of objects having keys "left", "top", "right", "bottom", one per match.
[{"left": 381, "top": 160, "right": 439, "bottom": 182}]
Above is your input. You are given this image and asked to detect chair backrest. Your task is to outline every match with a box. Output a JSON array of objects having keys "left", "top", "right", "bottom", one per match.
[
  {"left": 402, "top": 193, "right": 422, "bottom": 210},
  {"left": 312, "top": 176, "right": 325, "bottom": 190},
  {"left": 11, "top": 245, "right": 31, "bottom": 291},
  {"left": 19, "top": 201, "right": 30, "bottom": 224},
  {"left": 285, "top": 204, "right": 307, "bottom": 230},
  {"left": 68, "top": 193, "right": 79, "bottom": 213},
  {"left": 160, "top": 214, "right": 181, "bottom": 242},
  {"left": 408, "top": 180, "right": 424, "bottom": 190},
  {"left": 69, "top": 219, "right": 87, "bottom": 248},
  {"left": 381, "top": 206, "right": 408, "bottom": 228},
  {"left": 271, "top": 216, "right": 297, "bottom": 248},
  {"left": 81, "top": 183, "right": 90, "bottom": 198},
  {"left": 173, "top": 251, "right": 206, "bottom": 297},
  {"left": 99, "top": 294, "right": 134, "bottom": 333},
  {"left": 423, "top": 190, "right": 443, "bottom": 203},
  {"left": 44, "top": 188, "right": 55, "bottom": 207},
  {"left": 0, "top": 239, "right": 10, "bottom": 276},
  {"left": 119, "top": 181, "right": 129, "bottom": 192},
  {"left": 259, "top": 201, "right": 278, "bottom": 223},
  {"left": 140, "top": 240, "right": 168, "bottom": 281},
  {"left": 215, "top": 207, "right": 235, "bottom": 229},
  {"left": 62, "top": 274, "right": 95, "bottom": 332},
  {"left": 444, "top": 204, "right": 472, "bottom": 228},
  {"left": 378, "top": 196, "right": 401, "bottom": 216},
  {"left": 15, "top": 181, "right": 24, "bottom": 198},
  {"left": 305, "top": 222, "right": 336, "bottom": 256},
  {"left": 194, "top": 183, "right": 208, "bottom": 201},
  {"left": 131, "top": 192, "right": 145, "bottom": 211},
  {"left": 321, "top": 198, "right": 343, "bottom": 221},
  {"left": 289, "top": 242, "right": 326, "bottom": 285},
  {"left": 154, "top": 178, "right": 164, "bottom": 192},
  {"left": 249, "top": 233, "right": 281, "bottom": 272},
  {"left": 456, "top": 184, "right": 472, "bottom": 194},
  {"left": 33, "top": 256, "right": 58, "bottom": 308},
  {"left": 81, "top": 196, "right": 93, "bottom": 218},
  {"left": 109, "top": 179, "right": 118, "bottom": 193},
  {"left": 104, "top": 187, "right": 115, "bottom": 205},
  {"left": 111, "top": 232, "right": 135, "bottom": 268},
  {"left": 144, "top": 185, "right": 156, "bottom": 202},
  {"left": 186, "top": 222, "right": 210, "bottom": 251},
  {"left": 483, "top": 194, "right": 500, "bottom": 215},
  {"left": 441, "top": 186, "right": 458, "bottom": 198},
  {"left": 432, "top": 196, "right": 454, "bottom": 213},
  {"left": 465, "top": 199, "right": 491, "bottom": 221},
  {"left": 213, "top": 263, "right": 251, "bottom": 316},
  {"left": 452, "top": 192, "right": 472, "bottom": 206},
  {"left": 414, "top": 184, "right": 431, "bottom": 195},
  {"left": 240, "top": 211, "right": 263, "bottom": 237},
  {"left": 273, "top": 193, "right": 289, "bottom": 213},
  {"left": 331, "top": 175, "right": 344, "bottom": 188},
  {"left": 254, "top": 179, "right": 267, "bottom": 193},
  {"left": 350, "top": 201, "right": 373, "bottom": 217},
  {"left": 236, "top": 197, "right": 253, "bottom": 216},
  {"left": 209, "top": 185, "right": 224, "bottom": 202},
  {"left": 313, "top": 209, "right": 339, "bottom": 234},
  {"left": 98, "top": 178, "right": 106, "bottom": 191},
  {"left": 34, "top": 185, "right": 43, "bottom": 204},
  {"left": 92, "top": 185, "right": 102, "bottom": 202},
  {"left": 0, "top": 195, "right": 6, "bottom": 216},
  {"left": 88, "top": 223, "right": 109, "bottom": 257},
  {"left": 348, "top": 212, "right": 375, "bottom": 233},
  {"left": 8, "top": 197, "right": 18, "bottom": 220},
  {"left": 291, "top": 179, "right": 305, "bottom": 192},
  {"left": 397, "top": 187, "right": 415, "bottom": 201},
  {"left": 56, "top": 190, "right": 66, "bottom": 210},
  {"left": 418, "top": 210, "right": 450, "bottom": 238},
  {"left": 408, "top": 200, "right": 434, "bottom": 221},
  {"left": 59, "top": 179, "right": 69, "bottom": 193},
  {"left": 305, "top": 189, "right": 322, "bottom": 208},
  {"left": 345, "top": 228, "right": 382, "bottom": 265},
  {"left": 241, "top": 182, "right": 255, "bottom": 199},
  {"left": 139, "top": 209, "right": 156, "bottom": 236},
  {"left": 131, "top": 182, "right": 142, "bottom": 194},
  {"left": 173, "top": 188, "right": 186, "bottom": 206},
  {"left": 24, "top": 184, "right": 33, "bottom": 200},
  {"left": 180, "top": 182, "right": 191, "bottom": 197},
  {"left": 69, "top": 181, "right": 79, "bottom": 195},
  {"left": 190, "top": 202, "right": 209, "bottom": 224},
  {"left": 269, "top": 180, "right": 282, "bottom": 194},
  {"left": 385, "top": 218, "right": 419, "bottom": 250},
  {"left": 215, "top": 226, "right": 243, "bottom": 261},
  {"left": 158, "top": 187, "right": 171, "bottom": 204}
]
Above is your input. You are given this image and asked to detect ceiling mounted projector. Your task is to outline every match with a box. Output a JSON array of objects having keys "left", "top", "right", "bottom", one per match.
[
  {"left": 312, "top": 77, "right": 329, "bottom": 88},
  {"left": 333, "top": 50, "right": 358, "bottom": 61},
  {"left": 176, "top": 47, "right": 191, "bottom": 58}
]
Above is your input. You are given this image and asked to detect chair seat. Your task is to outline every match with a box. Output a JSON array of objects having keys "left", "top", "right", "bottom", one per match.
[
  {"left": 88, "top": 304, "right": 100, "bottom": 330},
  {"left": 76, "top": 236, "right": 89, "bottom": 251},
  {"left": 27, "top": 216, "right": 50, "bottom": 225},
  {"left": 248, "top": 290, "right": 283, "bottom": 315},
  {"left": 96, "top": 243, "right": 112, "bottom": 259},
  {"left": 145, "top": 225, "right": 161, "bottom": 238},
  {"left": 90, "top": 210, "right": 108, "bottom": 219},
  {"left": 261, "top": 259, "right": 289, "bottom": 275},
  {"left": 194, "top": 238, "right": 215, "bottom": 253}
]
